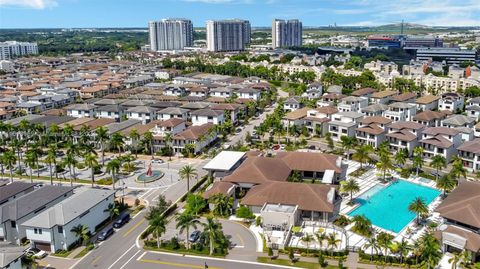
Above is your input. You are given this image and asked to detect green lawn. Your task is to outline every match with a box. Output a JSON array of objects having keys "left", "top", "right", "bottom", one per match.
[{"left": 257, "top": 257, "right": 343, "bottom": 269}]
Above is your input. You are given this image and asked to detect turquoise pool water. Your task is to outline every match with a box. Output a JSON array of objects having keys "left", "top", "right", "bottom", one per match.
[{"left": 348, "top": 180, "right": 440, "bottom": 233}]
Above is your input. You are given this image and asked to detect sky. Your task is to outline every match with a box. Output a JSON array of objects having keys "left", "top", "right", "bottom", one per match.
[{"left": 1, "top": 0, "right": 480, "bottom": 28}]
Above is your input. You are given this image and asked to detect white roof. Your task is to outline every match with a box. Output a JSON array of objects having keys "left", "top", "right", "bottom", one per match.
[{"left": 203, "top": 151, "right": 246, "bottom": 171}]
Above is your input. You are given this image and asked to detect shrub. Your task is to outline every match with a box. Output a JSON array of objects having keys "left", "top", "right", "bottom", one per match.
[
  {"left": 256, "top": 216, "right": 262, "bottom": 227},
  {"left": 135, "top": 198, "right": 140, "bottom": 207},
  {"left": 267, "top": 247, "right": 273, "bottom": 258},
  {"left": 236, "top": 206, "right": 255, "bottom": 219},
  {"left": 334, "top": 215, "right": 351, "bottom": 227}
]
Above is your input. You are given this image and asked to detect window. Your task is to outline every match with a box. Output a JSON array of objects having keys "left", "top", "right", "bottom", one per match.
[
  {"left": 11, "top": 221, "right": 16, "bottom": 228},
  {"left": 39, "top": 229, "right": 42, "bottom": 234},
  {"left": 58, "top": 226, "right": 63, "bottom": 234},
  {"left": 34, "top": 228, "right": 38, "bottom": 234}
]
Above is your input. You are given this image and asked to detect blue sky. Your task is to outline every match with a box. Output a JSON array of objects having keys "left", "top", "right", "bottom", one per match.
[{"left": 1, "top": 0, "right": 480, "bottom": 28}]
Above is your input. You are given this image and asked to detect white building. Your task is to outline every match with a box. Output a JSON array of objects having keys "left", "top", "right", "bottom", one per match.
[
  {"left": 21, "top": 189, "right": 115, "bottom": 253},
  {"left": 206, "top": 19, "right": 250, "bottom": 52},
  {"left": 420, "top": 127, "right": 462, "bottom": 162},
  {"left": 0, "top": 60, "right": 14, "bottom": 72},
  {"left": 0, "top": 41, "right": 38, "bottom": 60},
  {"left": 383, "top": 102, "right": 417, "bottom": 122},
  {"left": 438, "top": 93, "right": 464, "bottom": 112},
  {"left": 190, "top": 109, "right": 225, "bottom": 126},
  {"left": 271, "top": 19, "right": 302, "bottom": 48},
  {"left": 148, "top": 19, "right": 193, "bottom": 51},
  {"left": 65, "top": 104, "right": 96, "bottom": 118}
]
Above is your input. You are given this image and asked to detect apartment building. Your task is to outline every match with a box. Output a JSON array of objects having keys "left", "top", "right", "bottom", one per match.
[
  {"left": 148, "top": 19, "right": 193, "bottom": 51},
  {"left": 271, "top": 19, "right": 303, "bottom": 48},
  {"left": 206, "top": 19, "right": 250, "bottom": 52}
]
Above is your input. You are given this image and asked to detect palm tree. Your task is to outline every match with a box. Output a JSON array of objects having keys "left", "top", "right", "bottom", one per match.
[
  {"left": 327, "top": 232, "right": 341, "bottom": 256},
  {"left": 340, "top": 136, "right": 356, "bottom": 160},
  {"left": 106, "top": 158, "right": 121, "bottom": 190},
  {"left": 44, "top": 148, "right": 56, "bottom": 185},
  {"left": 418, "top": 232, "right": 442, "bottom": 269},
  {"left": 95, "top": 126, "right": 109, "bottom": 166},
  {"left": 301, "top": 233, "right": 314, "bottom": 254},
  {"left": 143, "top": 131, "right": 154, "bottom": 157},
  {"left": 48, "top": 123, "right": 60, "bottom": 145},
  {"left": 209, "top": 193, "right": 233, "bottom": 217},
  {"left": 2, "top": 150, "right": 16, "bottom": 183},
  {"left": 47, "top": 145, "right": 58, "bottom": 181},
  {"left": 341, "top": 178, "right": 360, "bottom": 203},
  {"left": 21, "top": 254, "right": 38, "bottom": 269},
  {"left": 164, "top": 132, "right": 173, "bottom": 161},
  {"left": 450, "top": 156, "right": 467, "bottom": 180},
  {"left": 363, "top": 234, "right": 378, "bottom": 258},
  {"left": 179, "top": 165, "right": 197, "bottom": 194},
  {"left": 394, "top": 149, "right": 408, "bottom": 169},
  {"left": 315, "top": 232, "right": 327, "bottom": 250},
  {"left": 436, "top": 174, "right": 457, "bottom": 196},
  {"left": 376, "top": 153, "right": 393, "bottom": 182},
  {"left": 105, "top": 203, "right": 120, "bottom": 221},
  {"left": 128, "top": 129, "right": 140, "bottom": 158},
  {"left": 376, "top": 232, "right": 394, "bottom": 262},
  {"left": 394, "top": 238, "right": 411, "bottom": 264},
  {"left": 408, "top": 197, "right": 428, "bottom": 225},
  {"left": 24, "top": 150, "right": 36, "bottom": 183},
  {"left": 352, "top": 144, "right": 373, "bottom": 169},
  {"left": 62, "top": 124, "right": 74, "bottom": 143},
  {"left": 430, "top": 155, "right": 446, "bottom": 180},
  {"left": 70, "top": 224, "right": 89, "bottom": 246},
  {"left": 202, "top": 216, "right": 223, "bottom": 255},
  {"left": 63, "top": 153, "right": 77, "bottom": 186},
  {"left": 30, "top": 144, "right": 42, "bottom": 178},
  {"left": 352, "top": 215, "right": 372, "bottom": 237},
  {"left": 448, "top": 251, "right": 463, "bottom": 269},
  {"left": 109, "top": 133, "right": 125, "bottom": 156},
  {"left": 175, "top": 212, "right": 200, "bottom": 249},
  {"left": 147, "top": 214, "right": 167, "bottom": 249},
  {"left": 84, "top": 153, "right": 98, "bottom": 187},
  {"left": 413, "top": 146, "right": 424, "bottom": 176}
]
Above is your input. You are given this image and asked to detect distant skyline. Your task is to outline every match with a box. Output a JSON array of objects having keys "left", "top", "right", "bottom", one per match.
[{"left": 1, "top": 0, "right": 480, "bottom": 29}]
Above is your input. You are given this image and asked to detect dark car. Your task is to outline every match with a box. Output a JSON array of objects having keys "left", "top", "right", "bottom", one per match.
[
  {"left": 113, "top": 212, "right": 130, "bottom": 228},
  {"left": 188, "top": 230, "right": 201, "bottom": 243},
  {"left": 308, "top": 145, "right": 316, "bottom": 150},
  {"left": 97, "top": 227, "right": 114, "bottom": 241}
]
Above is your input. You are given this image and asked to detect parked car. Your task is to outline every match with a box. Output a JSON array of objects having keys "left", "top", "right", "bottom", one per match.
[
  {"left": 272, "top": 144, "right": 280, "bottom": 150},
  {"left": 97, "top": 227, "right": 114, "bottom": 241},
  {"left": 113, "top": 212, "right": 130, "bottom": 228},
  {"left": 188, "top": 230, "right": 201, "bottom": 243},
  {"left": 308, "top": 145, "right": 316, "bottom": 150},
  {"left": 26, "top": 247, "right": 47, "bottom": 259},
  {"left": 151, "top": 158, "right": 164, "bottom": 164},
  {"left": 235, "top": 127, "right": 242, "bottom": 133}
]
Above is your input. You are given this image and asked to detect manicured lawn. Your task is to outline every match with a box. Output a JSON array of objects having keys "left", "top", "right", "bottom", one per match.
[{"left": 257, "top": 257, "right": 343, "bottom": 269}]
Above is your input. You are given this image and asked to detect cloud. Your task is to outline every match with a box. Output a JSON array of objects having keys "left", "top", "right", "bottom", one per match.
[{"left": 0, "top": 0, "right": 57, "bottom": 9}]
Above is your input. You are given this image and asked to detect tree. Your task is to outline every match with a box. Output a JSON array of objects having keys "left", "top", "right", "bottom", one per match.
[
  {"left": 105, "top": 203, "right": 120, "bottom": 221},
  {"left": 146, "top": 194, "right": 171, "bottom": 220},
  {"left": 62, "top": 153, "right": 78, "bottom": 186},
  {"left": 408, "top": 197, "right": 428, "bottom": 225},
  {"left": 109, "top": 133, "right": 125, "bottom": 156},
  {"left": 318, "top": 252, "right": 327, "bottom": 268},
  {"left": 21, "top": 254, "right": 38, "bottom": 269},
  {"left": 25, "top": 150, "right": 36, "bottom": 183},
  {"left": 418, "top": 232, "right": 442, "bottom": 269},
  {"left": 448, "top": 251, "right": 463, "bottom": 269},
  {"left": 327, "top": 232, "right": 341, "bottom": 256},
  {"left": 436, "top": 174, "right": 456, "bottom": 196},
  {"left": 147, "top": 214, "right": 166, "bottom": 249},
  {"left": 340, "top": 136, "right": 356, "bottom": 160},
  {"left": 363, "top": 234, "right": 378, "bottom": 258},
  {"left": 179, "top": 165, "right": 197, "bottom": 194},
  {"left": 394, "top": 149, "right": 408, "bottom": 169},
  {"left": 202, "top": 216, "right": 223, "bottom": 255},
  {"left": 210, "top": 193, "right": 233, "bottom": 217},
  {"left": 44, "top": 147, "right": 57, "bottom": 185},
  {"left": 413, "top": 147, "right": 424, "bottom": 177},
  {"left": 2, "top": 150, "right": 16, "bottom": 183},
  {"left": 301, "top": 233, "right": 314, "bottom": 254},
  {"left": 84, "top": 153, "right": 98, "bottom": 187},
  {"left": 164, "top": 132, "right": 173, "bottom": 161},
  {"left": 352, "top": 144, "right": 373, "bottom": 169},
  {"left": 175, "top": 212, "right": 199, "bottom": 249},
  {"left": 128, "top": 129, "right": 140, "bottom": 158},
  {"left": 430, "top": 155, "right": 446, "bottom": 180},
  {"left": 392, "top": 238, "right": 411, "bottom": 264},
  {"left": 71, "top": 224, "right": 89, "bottom": 246},
  {"left": 267, "top": 247, "right": 274, "bottom": 259},
  {"left": 325, "top": 133, "right": 334, "bottom": 151},
  {"left": 106, "top": 158, "right": 121, "bottom": 190},
  {"left": 376, "top": 232, "right": 394, "bottom": 262},
  {"left": 341, "top": 179, "right": 360, "bottom": 204},
  {"left": 143, "top": 131, "right": 154, "bottom": 157},
  {"left": 376, "top": 153, "right": 393, "bottom": 182},
  {"left": 450, "top": 156, "right": 467, "bottom": 180},
  {"left": 288, "top": 248, "right": 295, "bottom": 264},
  {"left": 315, "top": 232, "right": 327, "bottom": 250},
  {"left": 352, "top": 215, "right": 372, "bottom": 237},
  {"left": 96, "top": 126, "right": 109, "bottom": 166},
  {"left": 185, "top": 194, "right": 207, "bottom": 216}
]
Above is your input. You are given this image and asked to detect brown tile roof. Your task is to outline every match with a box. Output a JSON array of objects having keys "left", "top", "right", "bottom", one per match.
[
  {"left": 413, "top": 110, "right": 446, "bottom": 121},
  {"left": 435, "top": 225, "right": 480, "bottom": 252},
  {"left": 157, "top": 118, "right": 185, "bottom": 128},
  {"left": 174, "top": 123, "right": 214, "bottom": 140},
  {"left": 416, "top": 95, "right": 440, "bottom": 104},
  {"left": 420, "top": 136, "right": 453, "bottom": 148},
  {"left": 436, "top": 181, "right": 480, "bottom": 229},
  {"left": 73, "top": 118, "right": 115, "bottom": 131},
  {"left": 120, "top": 121, "right": 157, "bottom": 136},
  {"left": 210, "top": 103, "right": 243, "bottom": 111},
  {"left": 276, "top": 152, "right": 342, "bottom": 173},
  {"left": 457, "top": 139, "right": 480, "bottom": 154},
  {"left": 322, "top": 93, "right": 346, "bottom": 100},
  {"left": 388, "top": 121, "right": 425, "bottom": 130},
  {"left": 304, "top": 117, "right": 330, "bottom": 123},
  {"left": 423, "top": 127, "right": 460, "bottom": 136},
  {"left": 223, "top": 156, "right": 291, "bottom": 185},
  {"left": 59, "top": 117, "right": 95, "bottom": 128},
  {"left": 359, "top": 116, "right": 392, "bottom": 125},
  {"left": 356, "top": 124, "right": 385, "bottom": 135},
  {"left": 241, "top": 182, "right": 337, "bottom": 213},
  {"left": 351, "top": 88, "right": 377, "bottom": 97},
  {"left": 391, "top": 92, "right": 417, "bottom": 102},
  {"left": 371, "top": 90, "right": 397, "bottom": 99},
  {"left": 283, "top": 107, "right": 309, "bottom": 120},
  {"left": 386, "top": 130, "right": 418, "bottom": 142},
  {"left": 202, "top": 181, "right": 235, "bottom": 199},
  {"left": 315, "top": 106, "right": 338, "bottom": 114},
  {"left": 206, "top": 97, "right": 227, "bottom": 103}
]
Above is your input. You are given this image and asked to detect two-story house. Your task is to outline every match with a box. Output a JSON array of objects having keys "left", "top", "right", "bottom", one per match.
[
  {"left": 420, "top": 127, "right": 462, "bottom": 162},
  {"left": 370, "top": 90, "right": 397, "bottom": 105},
  {"left": 386, "top": 121, "right": 425, "bottom": 155},
  {"left": 237, "top": 87, "right": 261, "bottom": 101},
  {"left": 383, "top": 102, "right": 417, "bottom": 122},
  {"left": 190, "top": 109, "right": 225, "bottom": 126},
  {"left": 415, "top": 95, "right": 440, "bottom": 112},
  {"left": 304, "top": 106, "right": 338, "bottom": 136},
  {"left": 126, "top": 106, "right": 158, "bottom": 124},
  {"left": 361, "top": 104, "right": 389, "bottom": 117},
  {"left": 66, "top": 103, "right": 96, "bottom": 118},
  {"left": 413, "top": 110, "right": 446, "bottom": 127},
  {"left": 457, "top": 139, "right": 480, "bottom": 172},
  {"left": 172, "top": 123, "right": 217, "bottom": 155},
  {"left": 157, "top": 107, "right": 190, "bottom": 121},
  {"left": 337, "top": 96, "right": 368, "bottom": 113},
  {"left": 328, "top": 111, "right": 364, "bottom": 141},
  {"left": 438, "top": 93, "right": 465, "bottom": 112},
  {"left": 95, "top": 105, "right": 125, "bottom": 122},
  {"left": 355, "top": 116, "right": 392, "bottom": 148},
  {"left": 284, "top": 96, "right": 304, "bottom": 112}
]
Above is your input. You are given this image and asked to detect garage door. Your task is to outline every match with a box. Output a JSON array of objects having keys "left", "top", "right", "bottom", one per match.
[{"left": 35, "top": 242, "right": 51, "bottom": 252}]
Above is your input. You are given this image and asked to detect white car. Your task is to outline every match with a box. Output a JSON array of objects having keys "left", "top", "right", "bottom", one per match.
[
  {"left": 151, "top": 158, "right": 164, "bottom": 164},
  {"left": 27, "top": 247, "right": 47, "bottom": 259}
]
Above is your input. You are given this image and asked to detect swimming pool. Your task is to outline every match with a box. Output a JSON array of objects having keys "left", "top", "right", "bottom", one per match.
[{"left": 348, "top": 180, "right": 441, "bottom": 233}]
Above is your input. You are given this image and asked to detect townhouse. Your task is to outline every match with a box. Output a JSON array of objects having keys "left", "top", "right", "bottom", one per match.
[
  {"left": 157, "top": 107, "right": 189, "bottom": 121},
  {"left": 386, "top": 121, "right": 425, "bottom": 155},
  {"left": 125, "top": 106, "right": 158, "bottom": 124},
  {"left": 438, "top": 92, "right": 465, "bottom": 112},
  {"left": 283, "top": 96, "right": 304, "bottom": 112},
  {"left": 420, "top": 127, "right": 462, "bottom": 162},
  {"left": 383, "top": 102, "right": 417, "bottom": 122},
  {"left": 66, "top": 103, "right": 96, "bottom": 118},
  {"left": 415, "top": 95, "right": 440, "bottom": 112},
  {"left": 304, "top": 106, "right": 337, "bottom": 135},
  {"left": 361, "top": 103, "right": 388, "bottom": 117},
  {"left": 413, "top": 110, "right": 446, "bottom": 127},
  {"left": 457, "top": 139, "right": 480, "bottom": 172},
  {"left": 337, "top": 96, "right": 368, "bottom": 113},
  {"left": 356, "top": 116, "right": 392, "bottom": 147},
  {"left": 190, "top": 109, "right": 225, "bottom": 126},
  {"left": 370, "top": 90, "right": 397, "bottom": 104},
  {"left": 172, "top": 123, "right": 217, "bottom": 155},
  {"left": 328, "top": 111, "right": 364, "bottom": 141}
]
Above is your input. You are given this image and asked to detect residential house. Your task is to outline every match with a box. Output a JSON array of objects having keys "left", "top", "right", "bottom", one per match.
[
  {"left": 328, "top": 111, "right": 364, "bottom": 141},
  {"left": 95, "top": 105, "right": 125, "bottom": 122},
  {"left": 318, "top": 93, "right": 345, "bottom": 107},
  {"left": 151, "top": 118, "right": 187, "bottom": 152},
  {"left": 420, "top": 127, "right": 462, "bottom": 162},
  {"left": 413, "top": 110, "right": 446, "bottom": 127},
  {"left": 282, "top": 107, "right": 309, "bottom": 128},
  {"left": 351, "top": 87, "right": 377, "bottom": 98},
  {"left": 370, "top": 90, "right": 397, "bottom": 104},
  {"left": 356, "top": 116, "right": 392, "bottom": 147},
  {"left": 390, "top": 92, "right": 417, "bottom": 103},
  {"left": 466, "top": 105, "right": 480, "bottom": 120},
  {"left": 415, "top": 95, "right": 440, "bottom": 112},
  {"left": 442, "top": 114, "right": 476, "bottom": 129},
  {"left": 438, "top": 93, "right": 465, "bottom": 112},
  {"left": 237, "top": 87, "right": 261, "bottom": 101},
  {"left": 361, "top": 104, "right": 388, "bottom": 117},
  {"left": 304, "top": 106, "right": 337, "bottom": 135},
  {"left": 210, "top": 87, "right": 234, "bottom": 99},
  {"left": 21, "top": 189, "right": 115, "bottom": 252},
  {"left": 386, "top": 121, "right": 425, "bottom": 155},
  {"left": 65, "top": 104, "right": 96, "bottom": 118},
  {"left": 172, "top": 123, "right": 217, "bottom": 155},
  {"left": 190, "top": 109, "right": 225, "bottom": 126},
  {"left": 337, "top": 96, "right": 368, "bottom": 113},
  {"left": 457, "top": 139, "right": 480, "bottom": 172},
  {"left": 383, "top": 102, "right": 417, "bottom": 122},
  {"left": 284, "top": 96, "right": 304, "bottom": 112},
  {"left": 157, "top": 107, "right": 189, "bottom": 121},
  {"left": 302, "top": 82, "right": 323, "bottom": 99},
  {"left": 126, "top": 106, "right": 158, "bottom": 124},
  {"left": 163, "top": 85, "right": 187, "bottom": 97},
  {"left": 0, "top": 182, "right": 36, "bottom": 208},
  {"left": 210, "top": 103, "right": 243, "bottom": 124},
  {"left": 0, "top": 243, "right": 26, "bottom": 269}
]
